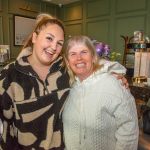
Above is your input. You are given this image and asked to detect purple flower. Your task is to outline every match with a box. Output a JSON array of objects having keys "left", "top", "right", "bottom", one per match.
[
  {"left": 103, "top": 44, "right": 110, "bottom": 56},
  {"left": 94, "top": 42, "right": 111, "bottom": 58},
  {"left": 95, "top": 42, "right": 104, "bottom": 56}
]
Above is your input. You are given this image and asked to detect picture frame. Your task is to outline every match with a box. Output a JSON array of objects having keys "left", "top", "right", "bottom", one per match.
[{"left": 14, "top": 15, "right": 35, "bottom": 46}]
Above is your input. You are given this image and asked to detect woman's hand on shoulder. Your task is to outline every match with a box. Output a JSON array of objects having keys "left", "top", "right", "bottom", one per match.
[{"left": 111, "top": 72, "right": 129, "bottom": 89}]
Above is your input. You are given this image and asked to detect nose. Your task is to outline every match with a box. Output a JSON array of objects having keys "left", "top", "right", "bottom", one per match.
[
  {"left": 51, "top": 41, "right": 57, "bottom": 51},
  {"left": 77, "top": 53, "right": 82, "bottom": 60}
]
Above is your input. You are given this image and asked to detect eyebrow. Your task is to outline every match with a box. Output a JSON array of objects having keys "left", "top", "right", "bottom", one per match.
[
  {"left": 47, "top": 33, "right": 64, "bottom": 43},
  {"left": 68, "top": 51, "right": 75, "bottom": 53},
  {"left": 47, "top": 33, "right": 54, "bottom": 38}
]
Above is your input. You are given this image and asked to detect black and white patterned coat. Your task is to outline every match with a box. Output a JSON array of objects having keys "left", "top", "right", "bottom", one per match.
[{"left": 0, "top": 47, "right": 70, "bottom": 150}]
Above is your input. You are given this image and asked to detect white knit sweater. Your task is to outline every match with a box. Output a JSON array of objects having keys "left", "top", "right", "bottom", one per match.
[{"left": 62, "top": 70, "right": 139, "bottom": 150}]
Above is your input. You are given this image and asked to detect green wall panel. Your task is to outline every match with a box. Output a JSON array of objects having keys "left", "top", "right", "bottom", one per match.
[
  {"left": 87, "top": 20, "right": 109, "bottom": 43},
  {"left": 116, "top": 0, "right": 147, "bottom": 13},
  {"left": 114, "top": 15, "right": 146, "bottom": 59},
  {"left": 8, "top": 0, "right": 40, "bottom": 16},
  {"left": 45, "top": 5, "right": 56, "bottom": 16},
  {"left": 64, "top": 3, "right": 82, "bottom": 21},
  {"left": 0, "top": 0, "right": 2, "bottom": 11},
  {"left": 0, "top": 0, "right": 150, "bottom": 62},
  {"left": 65, "top": 23, "right": 82, "bottom": 38},
  {"left": 0, "top": 16, "right": 3, "bottom": 43},
  {"left": 87, "top": 0, "right": 110, "bottom": 18}
]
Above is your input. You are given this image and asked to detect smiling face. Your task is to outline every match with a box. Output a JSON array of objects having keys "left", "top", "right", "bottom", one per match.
[
  {"left": 67, "top": 43, "right": 95, "bottom": 81},
  {"left": 32, "top": 23, "right": 64, "bottom": 66}
]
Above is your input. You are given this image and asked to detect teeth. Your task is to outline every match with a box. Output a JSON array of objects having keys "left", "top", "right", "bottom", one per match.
[
  {"left": 45, "top": 49, "right": 54, "bottom": 55},
  {"left": 76, "top": 63, "right": 85, "bottom": 68}
]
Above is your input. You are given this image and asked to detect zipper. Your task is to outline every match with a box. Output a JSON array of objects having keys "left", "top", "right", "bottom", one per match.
[
  {"left": 17, "top": 69, "right": 50, "bottom": 95},
  {"left": 79, "top": 85, "right": 86, "bottom": 146},
  {"left": 43, "top": 81, "right": 49, "bottom": 95}
]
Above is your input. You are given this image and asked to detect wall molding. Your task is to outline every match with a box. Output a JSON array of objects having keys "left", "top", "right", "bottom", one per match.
[
  {"left": 0, "top": 0, "right": 2, "bottom": 11},
  {"left": 65, "top": 22, "right": 83, "bottom": 37},
  {"left": 64, "top": 2, "right": 83, "bottom": 21},
  {"left": 0, "top": 16, "right": 3, "bottom": 43},
  {"left": 86, "top": 19, "right": 110, "bottom": 43},
  {"left": 115, "top": 0, "right": 147, "bottom": 14},
  {"left": 86, "top": 0, "right": 110, "bottom": 18}
]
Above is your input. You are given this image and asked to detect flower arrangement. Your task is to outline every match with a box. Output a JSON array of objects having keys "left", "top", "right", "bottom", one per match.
[
  {"left": 109, "top": 51, "right": 121, "bottom": 61},
  {"left": 92, "top": 40, "right": 121, "bottom": 61}
]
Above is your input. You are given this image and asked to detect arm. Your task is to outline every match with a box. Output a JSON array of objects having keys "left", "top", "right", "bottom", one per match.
[
  {"left": 114, "top": 88, "right": 139, "bottom": 150},
  {"left": 0, "top": 69, "right": 15, "bottom": 150},
  {"left": 100, "top": 58, "right": 126, "bottom": 74},
  {"left": 100, "top": 59, "right": 129, "bottom": 88}
]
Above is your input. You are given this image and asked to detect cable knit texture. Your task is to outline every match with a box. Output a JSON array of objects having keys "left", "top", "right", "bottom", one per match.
[{"left": 62, "top": 70, "right": 139, "bottom": 150}]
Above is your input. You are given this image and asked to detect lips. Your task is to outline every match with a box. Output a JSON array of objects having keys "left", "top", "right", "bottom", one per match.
[
  {"left": 76, "top": 63, "right": 85, "bottom": 68},
  {"left": 45, "top": 48, "right": 55, "bottom": 55}
]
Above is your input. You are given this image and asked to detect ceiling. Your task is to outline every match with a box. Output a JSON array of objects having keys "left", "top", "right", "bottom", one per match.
[{"left": 42, "top": 0, "right": 80, "bottom": 5}]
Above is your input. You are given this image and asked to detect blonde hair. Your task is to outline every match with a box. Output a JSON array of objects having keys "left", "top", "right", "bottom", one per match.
[
  {"left": 63, "top": 35, "right": 101, "bottom": 85},
  {"left": 22, "top": 13, "right": 65, "bottom": 50}
]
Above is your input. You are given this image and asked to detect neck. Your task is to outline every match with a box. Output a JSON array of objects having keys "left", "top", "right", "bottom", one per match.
[
  {"left": 78, "top": 73, "right": 93, "bottom": 82},
  {"left": 28, "top": 55, "right": 50, "bottom": 81}
]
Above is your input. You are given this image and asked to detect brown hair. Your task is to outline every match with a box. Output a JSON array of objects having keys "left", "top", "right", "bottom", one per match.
[
  {"left": 63, "top": 35, "right": 101, "bottom": 85},
  {"left": 22, "top": 13, "right": 65, "bottom": 49}
]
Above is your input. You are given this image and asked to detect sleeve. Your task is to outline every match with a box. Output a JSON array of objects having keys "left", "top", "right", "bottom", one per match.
[
  {"left": 100, "top": 59, "right": 126, "bottom": 74},
  {"left": 0, "top": 69, "right": 16, "bottom": 150},
  {"left": 114, "top": 88, "right": 139, "bottom": 150}
]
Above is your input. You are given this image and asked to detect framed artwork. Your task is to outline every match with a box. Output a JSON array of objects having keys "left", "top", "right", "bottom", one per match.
[{"left": 14, "top": 15, "right": 35, "bottom": 46}]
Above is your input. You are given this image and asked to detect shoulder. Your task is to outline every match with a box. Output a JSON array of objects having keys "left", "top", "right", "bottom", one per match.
[
  {"left": 99, "top": 73, "right": 129, "bottom": 96},
  {"left": 99, "top": 59, "right": 126, "bottom": 74},
  {"left": 0, "top": 62, "right": 15, "bottom": 77},
  {"left": 0, "top": 62, "right": 16, "bottom": 88}
]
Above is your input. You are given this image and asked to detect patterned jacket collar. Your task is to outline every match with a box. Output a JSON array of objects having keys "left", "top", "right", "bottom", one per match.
[{"left": 14, "top": 47, "right": 63, "bottom": 77}]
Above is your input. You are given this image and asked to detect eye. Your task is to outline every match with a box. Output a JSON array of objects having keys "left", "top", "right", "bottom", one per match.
[
  {"left": 69, "top": 52, "right": 76, "bottom": 57},
  {"left": 81, "top": 50, "right": 88, "bottom": 54},
  {"left": 83, "top": 50, "right": 87, "bottom": 53},
  {"left": 57, "top": 42, "right": 64, "bottom": 47},
  {"left": 46, "top": 36, "right": 53, "bottom": 41}
]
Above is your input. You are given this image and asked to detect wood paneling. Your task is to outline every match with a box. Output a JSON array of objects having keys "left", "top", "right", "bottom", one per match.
[
  {"left": 87, "top": 0, "right": 110, "bottom": 18},
  {"left": 0, "top": 0, "right": 2, "bottom": 11},
  {"left": 64, "top": 3, "right": 82, "bottom": 21},
  {"left": 45, "top": 5, "right": 56, "bottom": 16},
  {"left": 0, "top": 16, "right": 3, "bottom": 43},
  {"left": 0, "top": 0, "right": 150, "bottom": 62},
  {"left": 8, "top": 0, "right": 40, "bottom": 16},
  {"left": 116, "top": 0, "right": 147, "bottom": 13},
  {"left": 87, "top": 19, "right": 110, "bottom": 43},
  {"left": 65, "top": 23, "right": 82, "bottom": 37}
]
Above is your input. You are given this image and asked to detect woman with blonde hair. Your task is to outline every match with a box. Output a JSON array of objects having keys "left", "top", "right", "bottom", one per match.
[{"left": 62, "top": 35, "right": 139, "bottom": 150}]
